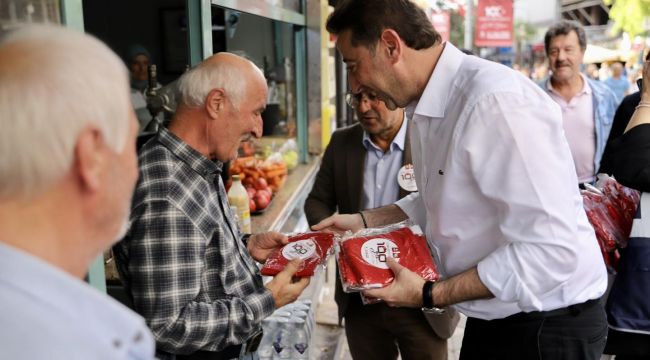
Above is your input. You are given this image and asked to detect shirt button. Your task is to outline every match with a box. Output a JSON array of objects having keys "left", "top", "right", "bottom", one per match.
[
  {"left": 377, "top": 184, "right": 382, "bottom": 189},
  {"left": 113, "top": 339, "right": 122, "bottom": 348}
]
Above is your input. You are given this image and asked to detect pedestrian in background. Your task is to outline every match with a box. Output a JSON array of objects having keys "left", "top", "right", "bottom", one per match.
[{"left": 539, "top": 20, "right": 617, "bottom": 184}]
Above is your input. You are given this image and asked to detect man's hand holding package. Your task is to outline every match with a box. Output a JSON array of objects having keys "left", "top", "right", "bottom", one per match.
[
  {"left": 247, "top": 231, "right": 288, "bottom": 263},
  {"left": 265, "top": 258, "right": 310, "bottom": 308},
  {"left": 363, "top": 258, "right": 425, "bottom": 308}
]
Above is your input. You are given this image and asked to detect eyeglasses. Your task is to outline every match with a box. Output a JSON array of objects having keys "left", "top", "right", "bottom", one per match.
[{"left": 345, "top": 91, "right": 380, "bottom": 108}]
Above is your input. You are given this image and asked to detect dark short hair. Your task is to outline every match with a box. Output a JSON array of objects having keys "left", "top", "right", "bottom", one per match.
[
  {"left": 544, "top": 20, "right": 587, "bottom": 55},
  {"left": 326, "top": 0, "right": 441, "bottom": 51}
]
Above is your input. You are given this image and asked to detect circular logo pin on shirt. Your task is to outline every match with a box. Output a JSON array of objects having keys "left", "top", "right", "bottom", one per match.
[{"left": 397, "top": 164, "right": 417, "bottom": 192}]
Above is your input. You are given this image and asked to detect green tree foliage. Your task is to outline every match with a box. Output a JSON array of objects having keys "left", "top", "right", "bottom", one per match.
[
  {"left": 604, "top": 0, "right": 650, "bottom": 37},
  {"left": 449, "top": 9, "right": 465, "bottom": 48}
]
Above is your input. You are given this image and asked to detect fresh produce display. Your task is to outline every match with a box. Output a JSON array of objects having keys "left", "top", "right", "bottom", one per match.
[
  {"left": 337, "top": 221, "right": 439, "bottom": 292},
  {"left": 229, "top": 156, "right": 287, "bottom": 213},
  {"left": 279, "top": 139, "right": 299, "bottom": 170},
  {"left": 581, "top": 174, "right": 640, "bottom": 269},
  {"left": 260, "top": 232, "right": 336, "bottom": 277},
  {"left": 229, "top": 140, "right": 297, "bottom": 214},
  {"left": 282, "top": 150, "right": 298, "bottom": 170}
]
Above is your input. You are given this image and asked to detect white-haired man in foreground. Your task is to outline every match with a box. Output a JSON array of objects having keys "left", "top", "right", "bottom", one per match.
[
  {"left": 0, "top": 25, "right": 155, "bottom": 359},
  {"left": 113, "top": 52, "right": 309, "bottom": 360}
]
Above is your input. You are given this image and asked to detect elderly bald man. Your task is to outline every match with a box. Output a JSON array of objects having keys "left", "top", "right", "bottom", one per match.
[
  {"left": 0, "top": 25, "right": 155, "bottom": 359},
  {"left": 113, "top": 53, "right": 310, "bottom": 360}
]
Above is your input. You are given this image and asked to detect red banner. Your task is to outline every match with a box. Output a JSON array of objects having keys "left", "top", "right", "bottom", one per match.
[
  {"left": 475, "top": 0, "right": 513, "bottom": 48},
  {"left": 430, "top": 11, "right": 451, "bottom": 43}
]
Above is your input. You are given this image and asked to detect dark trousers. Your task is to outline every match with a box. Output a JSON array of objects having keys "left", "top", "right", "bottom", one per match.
[
  {"left": 459, "top": 299, "right": 607, "bottom": 360},
  {"left": 344, "top": 295, "right": 447, "bottom": 360}
]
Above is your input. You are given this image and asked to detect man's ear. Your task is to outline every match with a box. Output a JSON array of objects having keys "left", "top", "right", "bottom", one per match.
[
  {"left": 205, "top": 88, "right": 227, "bottom": 120},
  {"left": 380, "top": 29, "right": 402, "bottom": 64},
  {"left": 74, "top": 127, "right": 104, "bottom": 193}
]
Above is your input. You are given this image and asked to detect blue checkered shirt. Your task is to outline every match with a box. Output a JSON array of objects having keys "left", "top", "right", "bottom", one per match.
[{"left": 113, "top": 127, "right": 275, "bottom": 359}]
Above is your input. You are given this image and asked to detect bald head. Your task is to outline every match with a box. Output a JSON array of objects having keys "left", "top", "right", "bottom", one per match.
[
  {"left": 205, "top": 52, "right": 264, "bottom": 76},
  {"left": 176, "top": 52, "right": 266, "bottom": 109}
]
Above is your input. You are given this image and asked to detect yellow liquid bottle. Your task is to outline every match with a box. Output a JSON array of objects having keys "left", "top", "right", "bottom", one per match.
[{"left": 227, "top": 175, "right": 251, "bottom": 234}]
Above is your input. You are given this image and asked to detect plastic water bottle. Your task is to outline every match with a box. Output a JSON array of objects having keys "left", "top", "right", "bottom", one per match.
[
  {"left": 293, "top": 302, "right": 314, "bottom": 335},
  {"left": 272, "top": 318, "right": 291, "bottom": 359},
  {"left": 299, "top": 299, "right": 314, "bottom": 319},
  {"left": 291, "top": 310, "right": 311, "bottom": 338},
  {"left": 290, "top": 318, "right": 309, "bottom": 359},
  {"left": 292, "top": 303, "right": 310, "bottom": 313},
  {"left": 259, "top": 317, "right": 278, "bottom": 360},
  {"left": 273, "top": 310, "right": 292, "bottom": 319}
]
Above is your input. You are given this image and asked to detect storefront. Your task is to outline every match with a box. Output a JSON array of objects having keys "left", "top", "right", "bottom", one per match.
[{"left": 0, "top": 0, "right": 336, "bottom": 292}]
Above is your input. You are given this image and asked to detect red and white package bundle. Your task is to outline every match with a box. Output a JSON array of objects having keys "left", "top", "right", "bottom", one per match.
[
  {"left": 260, "top": 232, "right": 335, "bottom": 277},
  {"left": 337, "top": 221, "right": 439, "bottom": 292},
  {"left": 581, "top": 174, "right": 640, "bottom": 268}
]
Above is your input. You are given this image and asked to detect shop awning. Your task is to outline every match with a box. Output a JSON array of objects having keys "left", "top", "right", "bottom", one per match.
[{"left": 583, "top": 44, "right": 624, "bottom": 64}]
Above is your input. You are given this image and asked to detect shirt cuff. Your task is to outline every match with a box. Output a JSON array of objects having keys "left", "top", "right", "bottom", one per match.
[
  {"left": 244, "top": 287, "right": 276, "bottom": 323},
  {"left": 477, "top": 245, "right": 543, "bottom": 312},
  {"left": 395, "top": 192, "right": 426, "bottom": 231}
]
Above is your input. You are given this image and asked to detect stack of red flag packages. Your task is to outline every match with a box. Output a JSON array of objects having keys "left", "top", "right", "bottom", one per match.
[
  {"left": 336, "top": 221, "right": 439, "bottom": 292},
  {"left": 582, "top": 175, "right": 640, "bottom": 269}
]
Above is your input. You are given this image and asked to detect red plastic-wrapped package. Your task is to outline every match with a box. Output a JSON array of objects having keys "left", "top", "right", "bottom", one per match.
[
  {"left": 599, "top": 176, "right": 640, "bottom": 247},
  {"left": 337, "top": 222, "right": 439, "bottom": 291},
  {"left": 260, "top": 232, "right": 335, "bottom": 277},
  {"left": 581, "top": 175, "right": 640, "bottom": 269},
  {"left": 582, "top": 190, "right": 621, "bottom": 252}
]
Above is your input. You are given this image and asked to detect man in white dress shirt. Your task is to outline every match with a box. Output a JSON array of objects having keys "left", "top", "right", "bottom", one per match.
[
  {"left": 315, "top": 1, "right": 608, "bottom": 359},
  {"left": 0, "top": 25, "right": 155, "bottom": 359}
]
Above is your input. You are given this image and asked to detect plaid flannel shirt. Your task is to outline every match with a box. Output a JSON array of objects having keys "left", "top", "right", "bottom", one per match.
[{"left": 113, "top": 127, "right": 275, "bottom": 359}]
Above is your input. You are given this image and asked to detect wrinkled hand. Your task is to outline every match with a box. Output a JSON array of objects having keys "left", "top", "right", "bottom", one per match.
[
  {"left": 247, "top": 231, "right": 288, "bottom": 263},
  {"left": 363, "top": 258, "right": 425, "bottom": 308},
  {"left": 311, "top": 214, "right": 364, "bottom": 235},
  {"left": 265, "top": 258, "right": 311, "bottom": 308}
]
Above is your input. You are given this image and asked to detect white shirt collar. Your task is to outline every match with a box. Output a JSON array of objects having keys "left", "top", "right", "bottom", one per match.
[
  {"left": 406, "top": 42, "right": 465, "bottom": 120},
  {"left": 362, "top": 114, "right": 409, "bottom": 152}
]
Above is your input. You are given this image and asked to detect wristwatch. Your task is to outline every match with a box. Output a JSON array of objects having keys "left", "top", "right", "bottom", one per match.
[{"left": 421, "top": 280, "right": 446, "bottom": 314}]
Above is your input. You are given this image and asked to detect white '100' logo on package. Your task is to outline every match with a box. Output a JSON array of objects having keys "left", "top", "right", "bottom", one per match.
[
  {"left": 282, "top": 239, "right": 316, "bottom": 260},
  {"left": 361, "top": 238, "right": 400, "bottom": 269}
]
